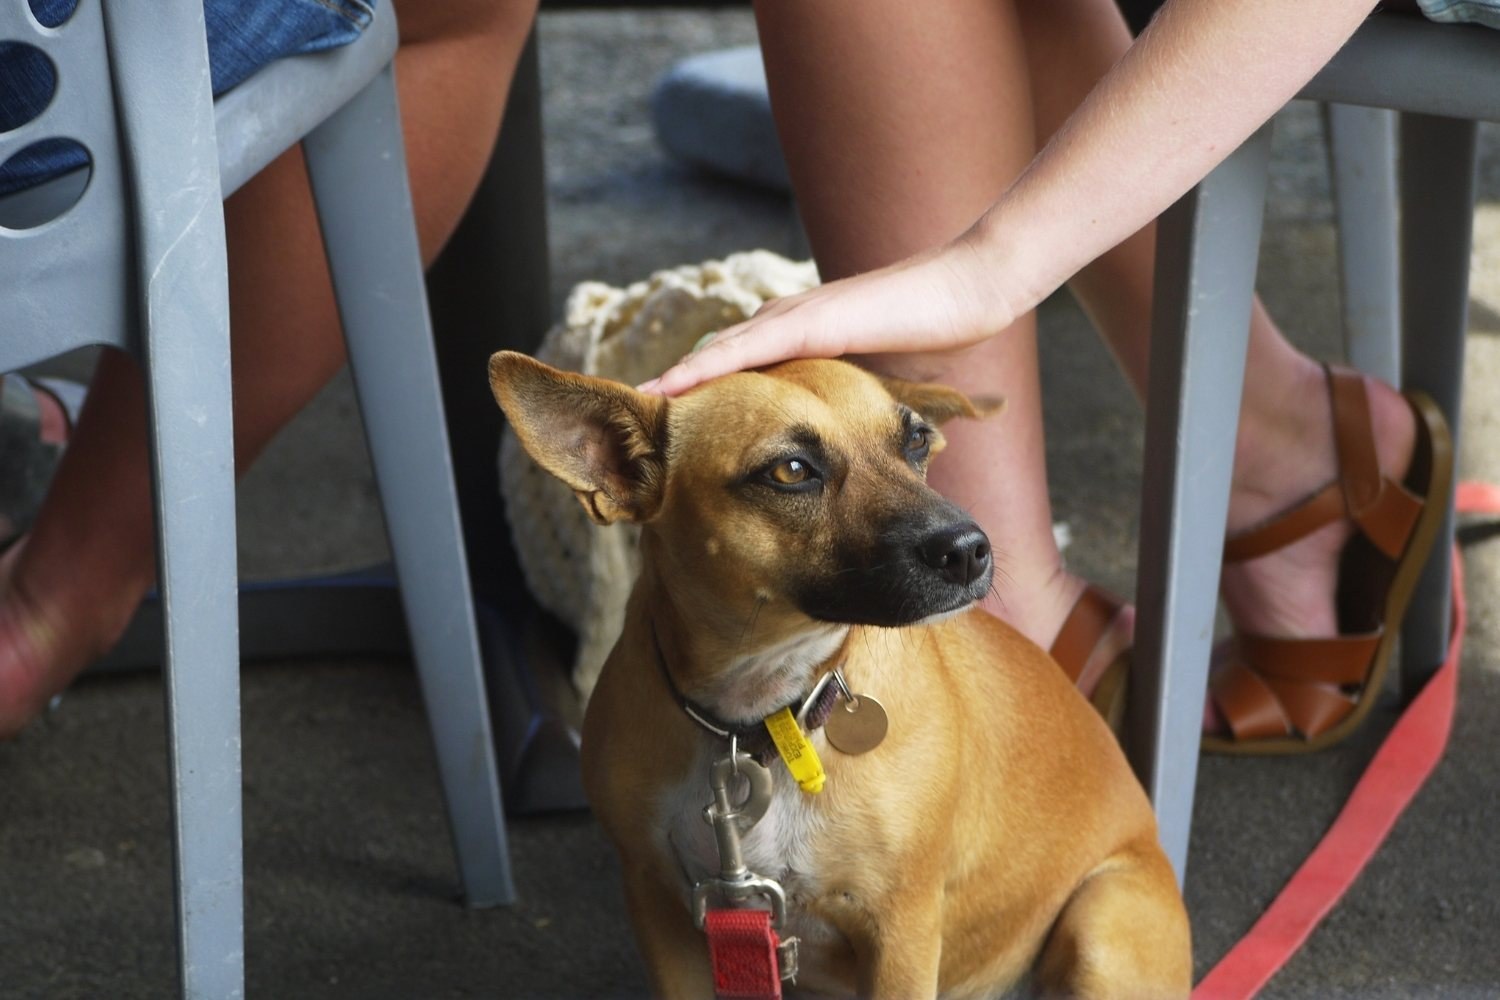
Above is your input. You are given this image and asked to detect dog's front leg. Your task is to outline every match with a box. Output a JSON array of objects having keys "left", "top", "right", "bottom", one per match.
[
  {"left": 621, "top": 866, "right": 714, "bottom": 1000},
  {"left": 856, "top": 887, "right": 944, "bottom": 1000}
]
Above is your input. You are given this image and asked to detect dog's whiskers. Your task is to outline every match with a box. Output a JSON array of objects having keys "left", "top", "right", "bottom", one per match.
[
  {"left": 733, "top": 595, "right": 768, "bottom": 663},
  {"left": 829, "top": 560, "right": 897, "bottom": 579}
]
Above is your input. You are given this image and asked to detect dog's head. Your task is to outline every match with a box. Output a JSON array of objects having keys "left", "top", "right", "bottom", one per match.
[{"left": 491, "top": 352, "right": 1000, "bottom": 636}]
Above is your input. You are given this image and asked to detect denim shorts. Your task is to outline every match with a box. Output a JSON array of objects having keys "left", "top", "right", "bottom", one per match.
[{"left": 0, "top": 0, "right": 377, "bottom": 195}]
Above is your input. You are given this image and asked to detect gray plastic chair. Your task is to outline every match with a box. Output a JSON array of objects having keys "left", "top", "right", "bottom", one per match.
[
  {"left": 1129, "top": 12, "right": 1490, "bottom": 880},
  {"left": 0, "top": 1, "right": 514, "bottom": 995}
]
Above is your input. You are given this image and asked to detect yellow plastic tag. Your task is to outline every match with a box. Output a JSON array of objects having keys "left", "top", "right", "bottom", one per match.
[{"left": 764, "top": 706, "right": 826, "bottom": 794}]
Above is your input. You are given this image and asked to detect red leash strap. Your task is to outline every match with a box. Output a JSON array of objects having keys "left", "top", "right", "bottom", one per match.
[
  {"left": 1194, "top": 481, "right": 1499, "bottom": 999},
  {"left": 705, "top": 908, "right": 784, "bottom": 1000}
]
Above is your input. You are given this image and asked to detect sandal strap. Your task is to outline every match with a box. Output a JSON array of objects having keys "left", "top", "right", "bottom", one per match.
[
  {"left": 1239, "top": 630, "right": 1381, "bottom": 686},
  {"left": 1212, "top": 659, "right": 1357, "bottom": 742},
  {"left": 1212, "top": 660, "right": 1294, "bottom": 741},
  {"left": 1260, "top": 672, "right": 1357, "bottom": 741},
  {"left": 1224, "top": 365, "right": 1423, "bottom": 564},
  {"left": 1329, "top": 365, "right": 1425, "bottom": 558},
  {"left": 1224, "top": 482, "right": 1345, "bottom": 563},
  {"left": 1048, "top": 585, "right": 1122, "bottom": 689},
  {"left": 1211, "top": 631, "right": 1376, "bottom": 741},
  {"left": 1329, "top": 365, "right": 1383, "bottom": 515}
]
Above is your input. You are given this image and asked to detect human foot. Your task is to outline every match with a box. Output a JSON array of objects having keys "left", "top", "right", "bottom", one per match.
[
  {"left": 1045, "top": 581, "right": 1135, "bottom": 733},
  {"left": 1221, "top": 365, "right": 1418, "bottom": 644},
  {"left": 0, "top": 536, "right": 144, "bottom": 739},
  {"left": 1205, "top": 364, "right": 1452, "bottom": 751}
]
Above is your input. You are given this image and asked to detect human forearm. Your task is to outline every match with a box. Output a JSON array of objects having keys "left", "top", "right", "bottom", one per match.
[
  {"left": 973, "top": 0, "right": 1379, "bottom": 316},
  {"left": 644, "top": 0, "right": 1382, "bottom": 396}
]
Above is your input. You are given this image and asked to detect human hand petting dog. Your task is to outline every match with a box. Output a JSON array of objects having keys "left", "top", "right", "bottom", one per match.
[{"left": 638, "top": 237, "right": 1017, "bottom": 397}]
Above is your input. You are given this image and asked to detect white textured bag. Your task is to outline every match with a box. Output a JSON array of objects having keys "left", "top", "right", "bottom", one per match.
[{"left": 499, "top": 251, "right": 820, "bottom": 702}]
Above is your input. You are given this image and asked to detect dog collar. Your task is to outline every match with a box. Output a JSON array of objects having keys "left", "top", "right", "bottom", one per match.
[{"left": 649, "top": 620, "right": 843, "bottom": 768}]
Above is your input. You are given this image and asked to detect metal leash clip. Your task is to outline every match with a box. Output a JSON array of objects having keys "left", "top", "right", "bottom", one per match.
[{"left": 692, "top": 747, "right": 800, "bottom": 982}]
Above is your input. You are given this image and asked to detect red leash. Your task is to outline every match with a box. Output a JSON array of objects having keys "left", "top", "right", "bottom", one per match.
[
  {"left": 706, "top": 909, "right": 785, "bottom": 1000},
  {"left": 1194, "top": 481, "right": 1499, "bottom": 999}
]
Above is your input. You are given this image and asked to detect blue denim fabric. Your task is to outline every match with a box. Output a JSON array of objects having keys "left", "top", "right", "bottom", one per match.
[{"left": 0, "top": 0, "right": 376, "bottom": 195}]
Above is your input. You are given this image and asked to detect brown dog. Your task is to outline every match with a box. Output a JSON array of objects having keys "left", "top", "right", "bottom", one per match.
[{"left": 491, "top": 351, "right": 1191, "bottom": 999}]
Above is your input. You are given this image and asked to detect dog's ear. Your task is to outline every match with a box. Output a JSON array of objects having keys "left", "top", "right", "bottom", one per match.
[
  {"left": 878, "top": 376, "right": 1005, "bottom": 425},
  {"left": 489, "top": 351, "right": 668, "bottom": 525}
]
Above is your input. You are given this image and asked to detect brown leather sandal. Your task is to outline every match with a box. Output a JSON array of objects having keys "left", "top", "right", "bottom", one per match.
[
  {"left": 1050, "top": 584, "right": 1131, "bottom": 735},
  {"left": 1203, "top": 364, "right": 1454, "bottom": 755}
]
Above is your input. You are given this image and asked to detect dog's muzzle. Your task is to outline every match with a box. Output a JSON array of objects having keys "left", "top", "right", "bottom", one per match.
[{"left": 794, "top": 514, "right": 995, "bottom": 627}]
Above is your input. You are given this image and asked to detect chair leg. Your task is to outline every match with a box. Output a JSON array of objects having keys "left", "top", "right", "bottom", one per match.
[
  {"left": 1131, "top": 124, "right": 1273, "bottom": 883},
  {"left": 105, "top": 0, "right": 247, "bottom": 991},
  {"left": 1324, "top": 104, "right": 1401, "bottom": 385},
  {"left": 144, "top": 333, "right": 246, "bottom": 1000},
  {"left": 1397, "top": 112, "right": 1477, "bottom": 699},
  {"left": 302, "top": 64, "right": 516, "bottom": 907}
]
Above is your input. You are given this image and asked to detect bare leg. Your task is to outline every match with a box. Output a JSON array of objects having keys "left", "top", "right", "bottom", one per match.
[
  {"left": 1019, "top": 0, "right": 1418, "bottom": 647},
  {"left": 756, "top": 0, "right": 1419, "bottom": 694},
  {"left": 0, "top": 0, "right": 539, "bottom": 737},
  {"left": 754, "top": 0, "right": 1087, "bottom": 653}
]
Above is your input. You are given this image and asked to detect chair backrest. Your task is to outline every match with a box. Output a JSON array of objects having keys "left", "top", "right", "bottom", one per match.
[{"left": 0, "top": 0, "right": 133, "bottom": 368}]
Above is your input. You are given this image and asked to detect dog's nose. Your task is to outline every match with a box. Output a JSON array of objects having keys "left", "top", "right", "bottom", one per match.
[{"left": 918, "top": 524, "right": 992, "bottom": 586}]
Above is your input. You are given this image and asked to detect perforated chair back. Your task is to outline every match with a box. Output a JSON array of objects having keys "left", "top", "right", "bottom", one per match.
[{"left": 1, "top": 0, "right": 148, "bottom": 367}]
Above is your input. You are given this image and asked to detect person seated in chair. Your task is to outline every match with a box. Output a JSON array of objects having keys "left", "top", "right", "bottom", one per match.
[
  {"left": 644, "top": 0, "right": 1479, "bottom": 753},
  {"left": 0, "top": 0, "right": 539, "bottom": 737}
]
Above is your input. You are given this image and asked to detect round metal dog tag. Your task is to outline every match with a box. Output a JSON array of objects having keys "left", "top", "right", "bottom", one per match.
[{"left": 825, "top": 694, "right": 888, "bottom": 755}]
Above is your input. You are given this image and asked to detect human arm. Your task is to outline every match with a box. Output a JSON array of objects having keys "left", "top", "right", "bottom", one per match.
[{"left": 640, "top": 0, "right": 1379, "bottom": 396}]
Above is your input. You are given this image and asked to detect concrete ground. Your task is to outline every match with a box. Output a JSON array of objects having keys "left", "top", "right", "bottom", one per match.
[{"left": 5, "top": 9, "right": 1500, "bottom": 998}]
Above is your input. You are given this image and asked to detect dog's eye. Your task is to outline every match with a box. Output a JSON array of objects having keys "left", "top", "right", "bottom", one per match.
[
  {"left": 905, "top": 426, "right": 932, "bottom": 459},
  {"left": 769, "top": 459, "right": 812, "bottom": 485},
  {"left": 751, "top": 453, "right": 823, "bottom": 493}
]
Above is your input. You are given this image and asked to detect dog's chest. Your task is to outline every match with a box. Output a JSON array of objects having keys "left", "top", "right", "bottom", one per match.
[{"left": 657, "top": 741, "right": 842, "bottom": 950}]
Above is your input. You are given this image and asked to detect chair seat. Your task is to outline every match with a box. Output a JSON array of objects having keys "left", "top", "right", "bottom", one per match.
[
  {"left": 1302, "top": 14, "right": 1500, "bottom": 122},
  {"left": 214, "top": 5, "right": 398, "bottom": 197},
  {"left": 0, "top": 7, "right": 396, "bottom": 208}
]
